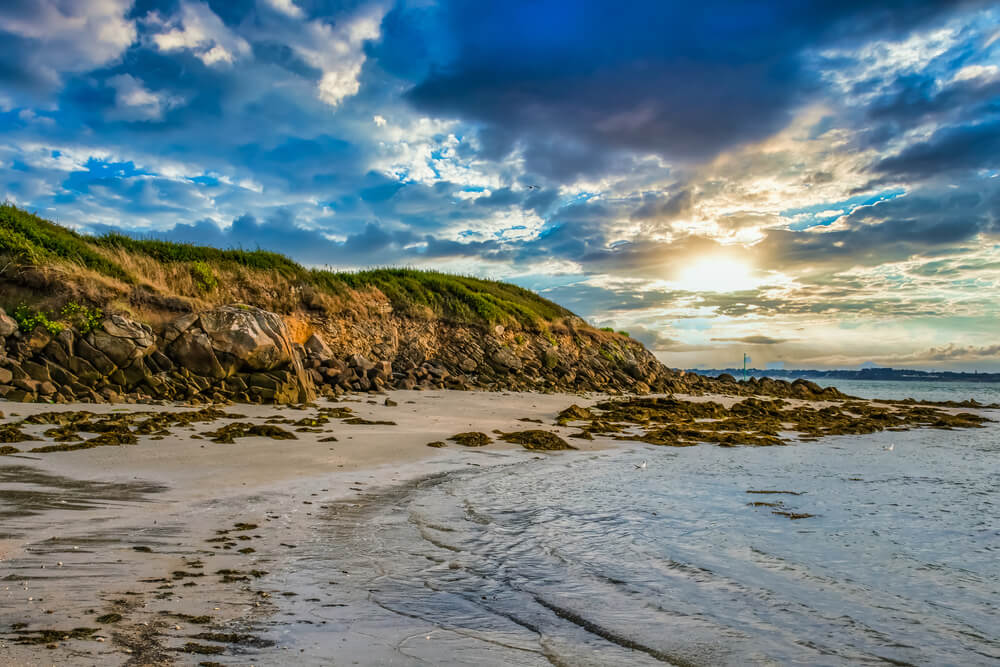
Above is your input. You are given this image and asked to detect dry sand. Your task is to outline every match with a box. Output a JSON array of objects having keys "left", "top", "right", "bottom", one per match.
[{"left": 0, "top": 390, "right": 619, "bottom": 665}]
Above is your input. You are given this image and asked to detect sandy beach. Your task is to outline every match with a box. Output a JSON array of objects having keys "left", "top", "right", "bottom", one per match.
[
  {"left": 2, "top": 389, "right": 995, "bottom": 665},
  {"left": 0, "top": 390, "right": 623, "bottom": 665}
]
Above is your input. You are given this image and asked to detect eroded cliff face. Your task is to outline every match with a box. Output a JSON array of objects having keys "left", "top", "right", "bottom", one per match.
[
  {"left": 0, "top": 302, "right": 844, "bottom": 405},
  {"left": 0, "top": 306, "right": 314, "bottom": 404},
  {"left": 299, "top": 310, "right": 678, "bottom": 394}
]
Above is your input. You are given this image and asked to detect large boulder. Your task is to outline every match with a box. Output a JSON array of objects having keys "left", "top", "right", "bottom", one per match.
[
  {"left": 0, "top": 310, "right": 17, "bottom": 337},
  {"left": 164, "top": 305, "right": 314, "bottom": 403},
  {"left": 198, "top": 305, "right": 296, "bottom": 373},
  {"left": 88, "top": 315, "right": 156, "bottom": 367}
]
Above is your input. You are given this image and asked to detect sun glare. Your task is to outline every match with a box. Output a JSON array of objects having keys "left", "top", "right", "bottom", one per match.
[{"left": 675, "top": 257, "right": 754, "bottom": 293}]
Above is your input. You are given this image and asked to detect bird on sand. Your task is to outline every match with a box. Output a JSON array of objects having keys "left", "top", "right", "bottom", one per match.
[
  {"left": 883, "top": 443, "right": 894, "bottom": 451},
  {"left": 635, "top": 460, "right": 647, "bottom": 469}
]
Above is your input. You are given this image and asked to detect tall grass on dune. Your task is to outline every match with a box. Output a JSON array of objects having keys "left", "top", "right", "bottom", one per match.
[{"left": 0, "top": 203, "right": 572, "bottom": 329}]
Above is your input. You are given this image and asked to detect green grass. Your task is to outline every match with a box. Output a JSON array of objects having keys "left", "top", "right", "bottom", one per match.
[
  {"left": 0, "top": 203, "right": 131, "bottom": 281},
  {"left": 1, "top": 203, "right": 574, "bottom": 329},
  {"left": 330, "top": 268, "right": 571, "bottom": 327}
]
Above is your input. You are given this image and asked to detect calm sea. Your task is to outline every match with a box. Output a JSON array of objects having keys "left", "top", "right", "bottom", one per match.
[
  {"left": 769, "top": 377, "right": 1000, "bottom": 405},
  {"left": 263, "top": 381, "right": 1000, "bottom": 665}
]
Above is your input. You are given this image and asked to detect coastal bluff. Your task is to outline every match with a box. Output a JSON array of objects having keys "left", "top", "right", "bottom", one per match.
[{"left": 0, "top": 204, "right": 844, "bottom": 404}]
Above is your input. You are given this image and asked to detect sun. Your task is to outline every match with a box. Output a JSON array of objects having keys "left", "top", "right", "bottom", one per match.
[{"left": 675, "top": 257, "right": 754, "bottom": 293}]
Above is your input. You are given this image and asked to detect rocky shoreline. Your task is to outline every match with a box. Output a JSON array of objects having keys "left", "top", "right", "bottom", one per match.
[{"left": 0, "top": 302, "right": 853, "bottom": 406}]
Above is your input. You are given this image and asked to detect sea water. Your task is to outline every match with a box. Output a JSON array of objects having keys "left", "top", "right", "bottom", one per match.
[{"left": 265, "top": 383, "right": 1000, "bottom": 665}]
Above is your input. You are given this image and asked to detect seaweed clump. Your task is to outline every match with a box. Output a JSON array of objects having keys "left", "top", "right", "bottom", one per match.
[
  {"left": 0, "top": 424, "right": 38, "bottom": 443},
  {"left": 201, "top": 423, "right": 297, "bottom": 444},
  {"left": 448, "top": 432, "right": 492, "bottom": 447},
  {"left": 179, "top": 642, "right": 224, "bottom": 655},
  {"left": 499, "top": 430, "right": 576, "bottom": 451},
  {"left": 561, "top": 396, "right": 992, "bottom": 449},
  {"left": 188, "top": 632, "right": 274, "bottom": 648},
  {"left": 10, "top": 627, "right": 98, "bottom": 644}
]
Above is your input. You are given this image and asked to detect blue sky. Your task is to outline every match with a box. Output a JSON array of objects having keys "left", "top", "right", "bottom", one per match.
[{"left": 1, "top": 0, "right": 999, "bottom": 370}]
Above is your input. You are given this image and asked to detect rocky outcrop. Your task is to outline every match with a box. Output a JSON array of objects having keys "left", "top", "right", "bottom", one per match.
[
  {"left": 0, "top": 305, "right": 313, "bottom": 404},
  {"left": 0, "top": 301, "right": 844, "bottom": 405},
  {"left": 165, "top": 305, "right": 313, "bottom": 403}
]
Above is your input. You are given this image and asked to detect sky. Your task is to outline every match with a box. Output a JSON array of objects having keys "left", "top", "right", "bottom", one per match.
[{"left": 1, "top": 1, "right": 999, "bottom": 371}]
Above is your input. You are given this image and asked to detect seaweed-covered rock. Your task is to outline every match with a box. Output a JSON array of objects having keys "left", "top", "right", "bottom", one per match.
[
  {"left": 202, "top": 423, "right": 298, "bottom": 444},
  {"left": 448, "top": 432, "right": 492, "bottom": 447},
  {"left": 499, "top": 430, "right": 576, "bottom": 451}
]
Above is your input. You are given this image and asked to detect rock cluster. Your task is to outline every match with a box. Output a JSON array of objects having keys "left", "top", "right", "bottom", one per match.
[
  {"left": 1, "top": 301, "right": 849, "bottom": 405},
  {"left": 0, "top": 305, "right": 313, "bottom": 404}
]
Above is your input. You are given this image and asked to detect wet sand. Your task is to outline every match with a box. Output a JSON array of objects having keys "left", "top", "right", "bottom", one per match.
[{"left": 0, "top": 390, "right": 619, "bottom": 665}]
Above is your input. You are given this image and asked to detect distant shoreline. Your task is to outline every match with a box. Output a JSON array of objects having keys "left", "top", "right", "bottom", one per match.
[{"left": 690, "top": 367, "right": 1000, "bottom": 383}]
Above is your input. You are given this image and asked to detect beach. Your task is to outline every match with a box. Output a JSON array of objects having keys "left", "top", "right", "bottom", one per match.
[
  {"left": 0, "top": 390, "right": 623, "bottom": 665},
  {"left": 1, "top": 389, "right": 997, "bottom": 665}
]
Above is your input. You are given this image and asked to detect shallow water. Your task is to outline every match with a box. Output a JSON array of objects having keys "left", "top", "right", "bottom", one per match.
[
  {"left": 770, "top": 378, "right": 1000, "bottom": 405},
  {"left": 269, "top": 408, "right": 1000, "bottom": 665}
]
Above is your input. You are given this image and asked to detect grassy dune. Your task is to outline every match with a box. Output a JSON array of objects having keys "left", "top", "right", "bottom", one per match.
[{"left": 0, "top": 203, "right": 574, "bottom": 330}]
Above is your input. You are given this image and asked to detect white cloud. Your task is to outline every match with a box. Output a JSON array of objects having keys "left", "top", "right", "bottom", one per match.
[
  {"left": 261, "top": 0, "right": 304, "bottom": 19},
  {"left": 951, "top": 64, "right": 1000, "bottom": 84},
  {"left": 371, "top": 116, "right": 505, "bottom": 191},
  {"left": 0, "top": 0, "right": 136, "bottom": 83},
  {"left": 290, "top": 7, "right": 385, "bottom": 107},
  {"left": 149, "top": 1, "right": 250, "bottom": 67},
  {"left": 106, "top": 74, "right": 184, "bottom": 122}
]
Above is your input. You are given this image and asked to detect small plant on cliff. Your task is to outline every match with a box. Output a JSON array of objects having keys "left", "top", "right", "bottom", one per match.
[
  {"left": 61, "top": 302, "right": 103, "bottom": 333},
  {"left": 190, "top": 261, "right": 218, "bottom": 292},
  {"left": 618, "top": 330, "right": 630, "bottom": 337},
  {"left": 13, "top": 304, "right": 64, "bottom": 335}
]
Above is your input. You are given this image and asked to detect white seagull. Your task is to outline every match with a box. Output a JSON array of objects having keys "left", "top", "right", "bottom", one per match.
[
  {"left": 634, "top": 460, "right": 647, "bottom": 469},
  {"left": 883, "top": 443, "right": 894, "bottom": 451}
]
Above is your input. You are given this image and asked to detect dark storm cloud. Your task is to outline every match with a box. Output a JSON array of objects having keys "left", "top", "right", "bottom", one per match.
[
  {"left": 387, "top": 0, "right": 990, "bottom": 171},
  {"left": 632, "top": 190, "right": 692, "bottom": 221},
  {"left": 866, "top": 73, "right": 1000, "bottom": 130},
  {"left": 870, "top": 118, "right": 1000, "bottom": 181}
]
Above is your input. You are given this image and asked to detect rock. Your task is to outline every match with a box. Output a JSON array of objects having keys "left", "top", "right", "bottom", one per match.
[
  {"left": 77, "top": 338, "right": 116, "bottom": 375},
  {"left": 89, "top": 330, "right": 139, "bottom": 368},
  {"left": 304, "top": 333, "right": 332, "bottom": 359},
  {"left": 0, "top": 310, "right": 18, "bottom": 337},
  {"left": 24, "top": 328, "right": 52, "bottom": 352},
  {"left": 499, "top": 430, "right": 575, "bottom": 451},
  {"left": 490, "top": 347, "right": 523, "bottom": 372},
  {"left": 348, "top": 354, "right": 374, "bottom": 371},
  {"left": 0, "top": 368, "right": 11, "bottom": 385},
  {"left": 164, "top": 305, "right": 313, "bottom": 402},
  {"left": 102, "top": 315, "right": 154, "bottom": 345},
  {"left": 21, "top": 359, "right": 51, "bottom": 383},
  {"left": 162, "top": 312, "right": 199, "bottom": 346},
  {"left": 197, "top": 306, "right": 293, "bottom": 372},
  {"left": 170, "top": 329, "right": 226, "bottom": 379}
]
